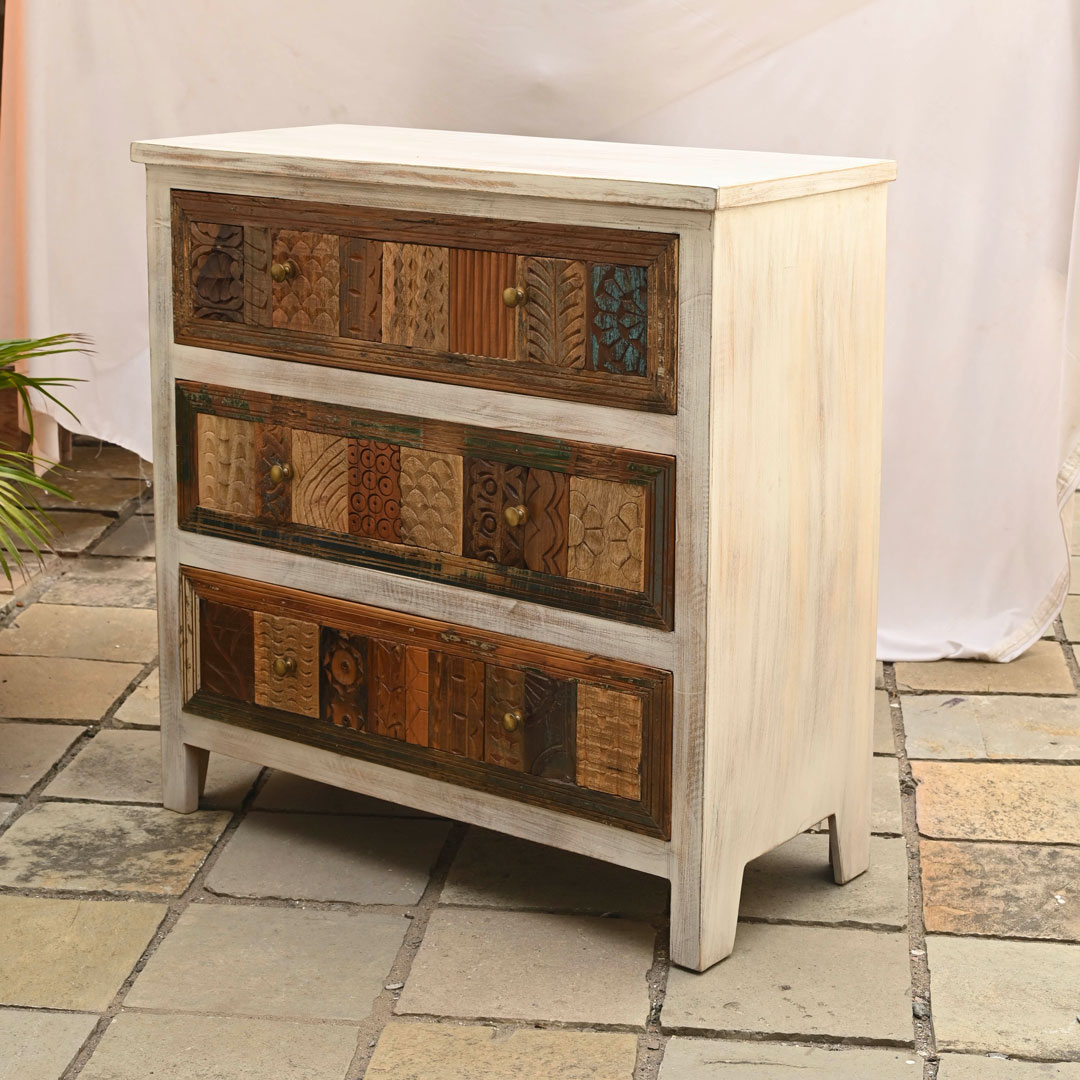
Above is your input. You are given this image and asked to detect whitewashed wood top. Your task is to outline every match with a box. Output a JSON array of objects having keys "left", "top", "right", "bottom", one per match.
[{"left": 131, "top": 124, "right": 896, "bottom": 211}]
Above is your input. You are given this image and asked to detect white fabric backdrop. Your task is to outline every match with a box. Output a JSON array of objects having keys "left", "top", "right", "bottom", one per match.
[{"left": 1, "top": 0, "right": 1077, "bottom": 662}]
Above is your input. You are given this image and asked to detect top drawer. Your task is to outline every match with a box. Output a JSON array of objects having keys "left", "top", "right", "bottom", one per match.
[{"left": 172, "top": 191, "right": 678, "bottom": 413}]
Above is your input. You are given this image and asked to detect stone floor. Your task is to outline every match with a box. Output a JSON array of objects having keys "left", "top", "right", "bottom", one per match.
[{"left": 1, "top": 441, "right": 1079, "bottom": 1079}]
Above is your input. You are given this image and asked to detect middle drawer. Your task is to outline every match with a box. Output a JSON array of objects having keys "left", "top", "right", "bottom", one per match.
[{"left": 176, "top": 381, "right": 675, "bottom": 629}]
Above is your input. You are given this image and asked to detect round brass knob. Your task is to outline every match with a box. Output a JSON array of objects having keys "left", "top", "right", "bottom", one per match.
[
  {"left": 502, "top": 709, "right": 523, "bottom": 733},
  {"left": 272, "top": 656, "right": 297, "bottom": 678},
  {"left": 503, "top": 504, "right": 528, "bottom": 527},
  {"left": 270, "top": 259, "right": 297, "bottom": 283},
  {"left": 501, "top": 286, "right": 527, "bottom": 309},
  {"left": 268, "top": 462, "right": 293, "bottom": 485}
]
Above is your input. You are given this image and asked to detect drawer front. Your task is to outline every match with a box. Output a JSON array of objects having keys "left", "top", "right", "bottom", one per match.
[
  {"left": 177, "top": 382, "right": 675, "bottom": 629},
  {"left": 173, "top": 191, "right": 678, "bottom": 413},
  {"left": 181, "top": 567, "right": 672, "bottom": 837}
]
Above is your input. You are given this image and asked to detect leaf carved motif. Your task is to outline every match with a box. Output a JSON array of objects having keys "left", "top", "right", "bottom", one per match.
[{"left": 518, "top": 256, "right": 586, "bottom": 369}]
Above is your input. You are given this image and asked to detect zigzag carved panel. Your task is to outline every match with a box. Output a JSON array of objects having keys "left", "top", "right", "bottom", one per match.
[
  {"left": 400, "top": 447, "right": 463, "bottom": 555},
  {"left": 463, "top": 458, "right": 526, "bottom": 568},
  {"left": 567, "top": 476, "right": 646, "bottom": 591},
  {"left": 319, "top": 628, "right": 368, "bottom": 731},
  {"left": 292, "top": 429, "right": 349, "bottom": 533},
  {"left": 517, "top": 256, "right": 586, "bottom": 370},
  {"left": 523, "top": 468, "right": 569, "bottom": 576},
  {"left": 576, "top": 684, "right": 643, "bottom": 799},
  {"left": 253, "top": 613, "right": 320, "bottom": 718},
  {"left": 381, "top": 242, "right": 449, "bottom": 350},
  {"left": 348, "top": 440, "right": 402, "bottom": 542},
  {"left": 196, "top": 414, "right": 257, "bottom": 517}
]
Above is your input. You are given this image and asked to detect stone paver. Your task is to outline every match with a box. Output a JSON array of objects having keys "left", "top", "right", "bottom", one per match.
[
  {"left": 875, "top": 689, "right": 895, "bottom": 754},
  {"left": 922, "top": 840, "right": 1080, "bottom": 941},
  {"left": 740, "top": 833, "right": 907, "bottom": 929},
  {"left": 929, "top": 935, "right": 1080, "bottom": 1058},
  {"left": 913, "top": 762, "right": 1080, "bottom": 843},
  {"left": 44, "top": 730, "right": 260, "bottom": 808},
  {"left": 873, "top": 755, "right": 903, "bottom": 833},
  {"left": 206, "top": 812, "right": 450, "bottom": 904},
  {"left": 0, "top": 895, "right": 165, "bottom": 1010},
  {"left": 79, "top": 1012, "right": 358, "bottom": 1080},
  {"left": 126, "top": 903, "right": 406, "bottom": 1021},
  {"left": 662, "top": 923, "right": 912, "bottom": 1041},
  {"left": 253, "top": 770, "right": 433, "bottom": 815},
  {"left": 904, "top": 694, "right": 1080, "bottom": 760},
  {"left": 442, "top": 828, "right": 667, "bottom": 916},
  {"left": 40, "top": 572, "right": 156, "bottom": 608},
  {"left": 70, "top": 444, "right": 148, "bottom": 479},
  {"left": 397, "top": 908, "right": 654, "bottom": 1025},
  {"left": 659, "top": 1039, "right": 921, "bottom": 1078},
  {"left": 0, "top": 1008, "right": 98, "bottom": 1080},
  {"left": 92, "top": 516, "right": 154, "bottom": 558},
  {"left": 113, "top": 669, "right": 160, "bottom": 727},
  {"left": 0, "top": 556, "right": 59, "bottom": 598},
  {"left": 367, "top": 1021, "right": 638, "bottom": 1080},
  {"left": 0, "top": 656, "right": 141, "bottom": 720},
  {"left": 894, "top": 641, "right": 1075, "bottom": 695},
  {"left": 0, "top": 802, "right": 15, "bottom": 824},
  {"left": 16, "top": 511, "right": 112, "bottom": 554},
  {"left": 876, "top": 660, "right": 885, "bottom": 689},
  {"left": 0, "top": 604, "right": 157, "bottom": 663},
  {"left": 1072, "top": 556, "right": 1080, "bottom": 594},
  {"left": 1063, "top": 595, "right": 1080, "bottom": 642},
  {"left": 937, "top": 1056, "right": 1080, "bottom": 1077},
  {"left": 0, "top": 722, "right": 85, "bottom": 794},
  {"left": 0, "top": 802, "right": 230, "bottom": 894},
  {"left": 39, "top": 473, "right": 146, "bottom": 513}
]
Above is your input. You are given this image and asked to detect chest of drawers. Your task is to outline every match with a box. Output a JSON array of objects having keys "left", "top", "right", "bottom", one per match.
[{"left": 133, "top": 125, "right": 894, "bottom": 971}]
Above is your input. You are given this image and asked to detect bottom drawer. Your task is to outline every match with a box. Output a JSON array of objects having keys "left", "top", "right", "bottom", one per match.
[{"left": 180, "top": 567, "right": 672, "bottom": 837}]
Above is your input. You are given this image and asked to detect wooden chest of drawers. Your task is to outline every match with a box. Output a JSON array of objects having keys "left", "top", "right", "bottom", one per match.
[{"left": 133, "top": 125, "right": 894, "bottom": 971}]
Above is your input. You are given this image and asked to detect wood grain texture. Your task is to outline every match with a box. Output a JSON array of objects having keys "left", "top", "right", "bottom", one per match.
[
  {"left": 430, "top": 652, "right": 485, "bottom": 758},
  {"left": 567, "top": 476, "right": 646, "bottom": 591},
  {"left": 523, "top": 672, "right": 576, "bottom": 782},
  {"left": 189, "top": 221, "right": 244, "bottom": 322},
  {"left": 462, "top": 458, "right": 526, "bottom": 568},
  {"left": 523, "top": 468, "right": 569, "bottom": 576},
  {"left": 400, "top": 447, "right": 463, "bottom": 555},
  {"left": 196, "top": 414, "right": 257, "bottom": 516},
  {"left": 576, "top": 684, "right": 643, "bottom": 799},
  {"left": 243, "top": 226, "right": 272, "bottom": 327},
  {"left": 198, "top": 599, "right": 254, "bottom": 701},
  {"left": 291, "top": 429, "right": 349, "bottom": 532},
  {"left": 368, "top": 639, "right": 407, "bottom": 740},
  {"left": 382, "top": 242, "right": 449, "bottom": 350},
  {"left": 517, "top": 256, "right": 586, "bottom": 370},
  {"left": 256, "top": 423, "right": 292, "bottom": 524},
  {"left": 253, "top": 612, "right": 320, "bottom": 718},
  {"left": 590, "top": 264, "right": 649, "bottom": 376},
  {"left": 483, "top": 664, "right": 525, "bottom": 770},
  {"left": 404, "top": 646, "right": 430, "bottom": 745},
  {"left": 449, "top": 248, "right": 515, "bottom": 358},
  {"left": 341, "top": 237, "right": 382, "bottom": 340},
  {"left": 320, "top": 628, "right": 368, "bottom": 730},
  {"left": 271, "top": 229, "right": 340, "bottom": 334},
  {"left": 348, "top": 439, "right": 402, "bottom": 542},
  {"left": 179, "top": 574, "right": 200, "bottom": 704}
]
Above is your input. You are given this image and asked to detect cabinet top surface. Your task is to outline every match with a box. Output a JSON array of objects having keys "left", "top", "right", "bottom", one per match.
[{"left": 131, "top": 124, "right": 896, "bottom": 211}]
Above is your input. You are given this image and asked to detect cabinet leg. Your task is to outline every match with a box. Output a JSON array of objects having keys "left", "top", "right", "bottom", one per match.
[
  {"left": 161, "top": 731, "right": 209, "bottom": 814},
  {"left": 669, "top": 851, "right": 746, "bottom": 972},
  {"left": 828, "top": 802, "right": 870, "bottom": 885}
]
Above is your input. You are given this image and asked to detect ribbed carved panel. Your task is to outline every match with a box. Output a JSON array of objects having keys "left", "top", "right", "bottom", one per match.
[
  {"left": 319, "top": 628, "right": 368, "bottom": 731},
  {"left": 399, "top": 447, "right": 463, "bottom": 555},
  {"left": 404, "top": 646, "right": 430, "bottom": 746},
  {"left": 484, "top": 665, "right": 525, "bottom": 771},
  {"left": 341, "top": 237, "right": 382, "bottom": 340},
  {"left": 253, "top": 613, "right": 320, "bottom": 718},
  {"left": 189, "top": 221, "right": 244, "bottom": 322},
  {"left": 518, "top": 256, "right": 586, "bottom": 369},
  {"left": 243, "top": 226, "right": 272, "bottom": 327},
  {"left": 463, "top": 458, "right": 526, "bottom": 568},
  {"left": 369, "top": 640, "right": 406, "bottom": 740},
  {"left": 449, "top": 248, "right": 515, "bottom": 358},
  {"left": 590, "top": 263, "right": 648, "bottom": 376},
  {"left": 199, "top": 599, "right": 254, "bottom": 702},
  {"left": 567, "top": 477, "right": 646, "bottom": 591},
  {"left": 523, "top": 673, "right": 576, "bottom": 782},
  {"left": 431, "top": 652, "right": 485, "bottom": 758},
  {"left": 576, "top": 684, "right": 643, "bottom": 799},
  {"left": 348, "top": 440, "right": 402, "bottom": 542},
  {"left": 292, "top": 429, "right": 349, "bottom": 533},
  {"left": 381, "top": 242, "right": 449, "bottom": 350},
  {"left": 271, "top": 229, "right": 340, "bottom": 335},
  {"left": 523, "top": 468, "right": 569, "bottom": 576},
  {"left": 256, "top": 424, "right": 293, "bottom": 524},
  {"left": 196, "top": 414, "right": 257, "bottom": 517}
]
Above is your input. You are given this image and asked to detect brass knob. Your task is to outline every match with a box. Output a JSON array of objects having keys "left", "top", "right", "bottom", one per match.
[
  {"left": 268, "top": 462, "right": 293, "bottom": 485},
  {"left": 272, "top": 656, "right": 297, "bottom": 678},
  {"left": 502, "top": 285, "right": 527, "bottom": 309},
  {"left": 503, "top": 504, "right": 528, "bottom": 527},
  {"left": 502, "top": 709, "right": 523, "bottom": 733},
  {"left": 270, "top": 259, "right": 297, "bottom": 283}
]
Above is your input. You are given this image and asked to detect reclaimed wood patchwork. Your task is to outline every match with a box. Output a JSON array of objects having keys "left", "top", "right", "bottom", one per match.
[
  {"left": 198, "top": 599, "right": 254, "bottom": 701},
  {"left": 463, "top": 458, "right": 526, "bottom": 568},
  {"left": 255, "top": 423, "right": 293, "bottom": 524},
  {"left": 449, "top": 248, "right": 515, "bottom": 358},
  {"left": 517, "top": 256, "right": 586, "bottom": 370},
  {"left": 590, "top": 264, "right": 648, "bottom": 376},
  {"left": 196, "top": 414, "right": 257, "bottom": 517},
  {"left": 271, "top": 229, "right": 340, "bottom": 335},
  {"left": 483, "top": 664, "right": 526, "bottom": 770},
  {"left": 399, "top": 448, "right": 464, "bottom": 554},
  {"left": 348, "top": 439, "right": 402, "bottom": 542},
  {"left": 253, "top": 613, "right": 320, "bottom": 718},
  {"left": 523, "top": 673, "right": 576, "bottom": 782},
  {"left": 576, "top": 684, "right": 642, "bottom": 799},
  {"left": 291, "top": 429, "right": 350, "bottom": 533},
  {"left": 567, "top": 476, "right": 646, "bottom": 592},
  {"left": 523, "top": 469, "right": 569, "bottom": 576},
  {"left": 404, "top": 646, "right": 431, "bottom": 745},
  {"left": 430, "top": 652, "right": 486, "bottom": 757},
  {"left": 368, "top": 640, "right": 407, "bottom": 740},
  {"left": 189, "top": 221, "right": 244, "bottom": 322},
  {"left": 340, "top": 237, "right": 382, "bottom": 340},
  {"left": 319, "top": 628, "right": 368, "bottom": 730},
  {"left": 382, "top": 242, "right": 449, "bottom": 350},
  {"left": 243, "top": 226, "right": 272, "bottom": 327}
]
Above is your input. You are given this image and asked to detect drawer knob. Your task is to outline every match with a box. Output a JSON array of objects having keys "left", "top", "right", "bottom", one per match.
[
  {"left": 272, "top": 656, "right": 297, "bottom": 678},
  {"left": 502, "top": 708, "right": 523, "bottom": 733},
  {"left": 270, "top": 259, "right": 297, "bottom": 283},
  {"left": 502, "top": 286, "right": 527, "bottom": 309},
  {"left": 268, "top": 462, "right": 293, "bottom": 485},
  {"left": 503, "top": 504, "right": 528, "bottom": 527}
]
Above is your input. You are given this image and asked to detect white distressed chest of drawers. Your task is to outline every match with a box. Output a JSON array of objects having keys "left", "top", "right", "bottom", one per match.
[{"left": 132, "top": 125, "right": 895, "bottom": 971}]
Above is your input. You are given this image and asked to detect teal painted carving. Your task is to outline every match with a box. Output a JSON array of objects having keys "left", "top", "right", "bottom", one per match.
[{"left": 590, "top": 264, "right": 648, "bottom": 376}]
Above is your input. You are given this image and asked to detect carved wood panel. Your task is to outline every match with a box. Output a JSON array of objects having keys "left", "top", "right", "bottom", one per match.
[
  {"left": 319, "top": 628, "right": 368, "bottom": 730},
  {"left": 253, "top": 613, "right": 320, "bottom": 718},
  {"left": 448, "top": 248, "right": 515, "bottom": 358},
  {"left": 291, "top": 429, "right": 349, "bottom": 533},
  {"left": 189, "top": 221, "right": 244, "bottom": 322},
  {"left": 348, "top": 439, "right": 402, "bottom": 542},
  {"left": 484, "top": 665, "right": 526, "bottom": 771},
  {"left": 341, "top": 237, "right": 383, "bottom": 340},
  {"left": 523, "top": 673, "right": 576, "bottom": 781},
  {"left": 271, "top": 230, "right": 341, "bottom": 335},
  {"left": 243, "top": 226, "right": 272, "bottom": 327},
  {"left": 576, "top": 684, "right": 643, "bottom": 799},
  {"left": 404, "top": 646, "right": 431, "bottom": 746},
  {"left": 255, "top": 424, "right": 293, "bottom": 524},
  {"left": 399, "top": 447, "right": 463, "bottom": 555},
  {"left": 196, "top": 414, "right": 257, "bottom": 517},
  {"left": 590, "top": 264, "right": 648, "bottom": 376},
  {"left": 198, "top": 599, "right": 254, "bottom": 701},
  {"left": 381, "top": 242, "right": 450, "bottom": 350},
  {"left": 523, "top": 469, "right": 569, "bottom": 576},
  {"left": 430, "top": 652, "right": 485, "bottom": 757},
  {"left": 517, "top": 256, "right": 586, "bottom": 370},
  {"left": 567, "top": 477, "right": 646, "bottom": 591},
  {"left": 369, "top": 640, "right": 407, "bottom": 741},
  {"left": 463, "top": 458, "right": 526, "bottom": 568}
]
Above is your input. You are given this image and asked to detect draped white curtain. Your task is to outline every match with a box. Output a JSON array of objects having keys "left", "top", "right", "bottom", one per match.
[{"left": 2, "top": 0, "right": 1077, "bottom": 661}]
